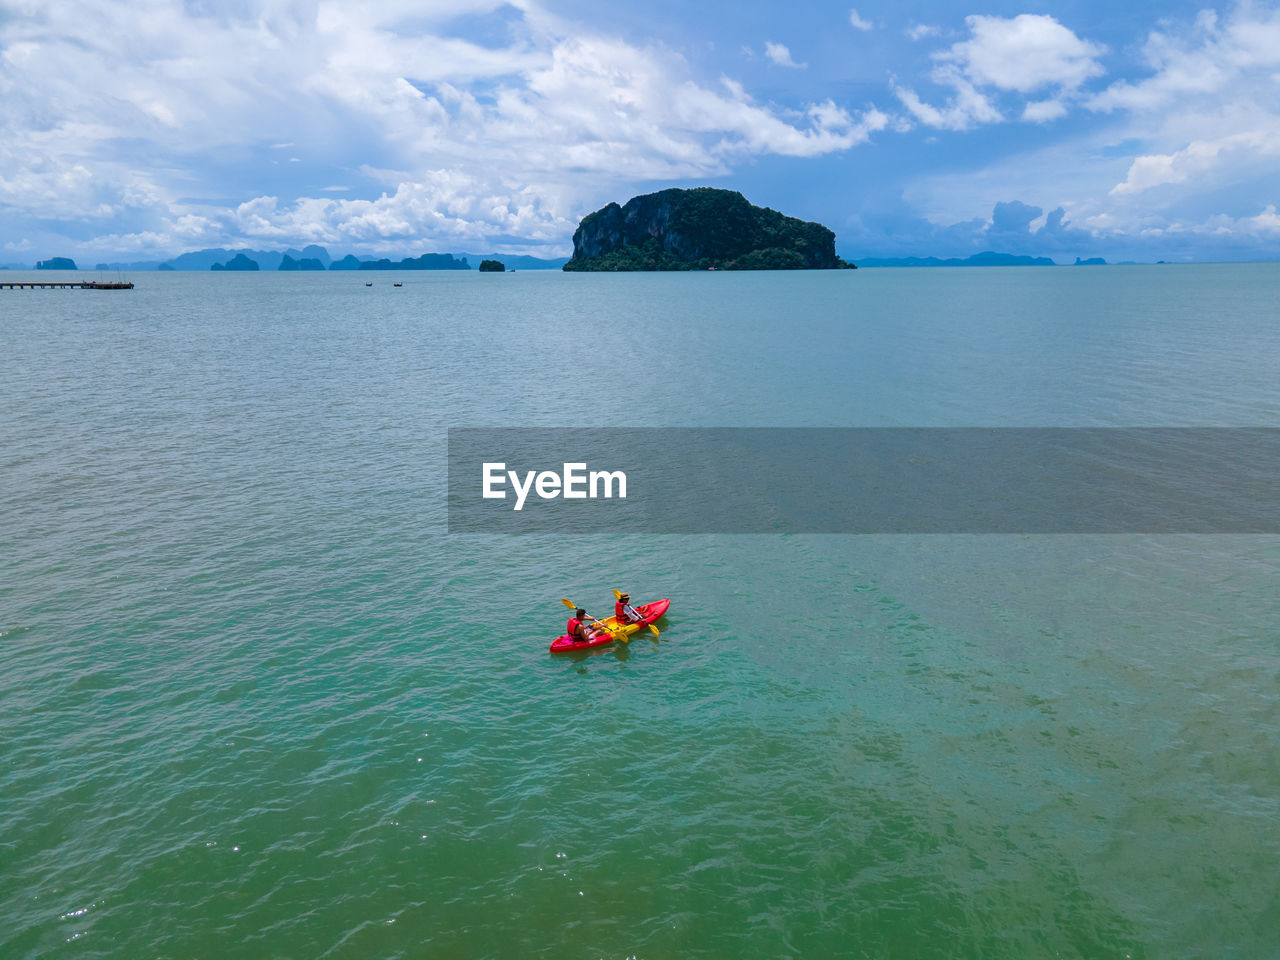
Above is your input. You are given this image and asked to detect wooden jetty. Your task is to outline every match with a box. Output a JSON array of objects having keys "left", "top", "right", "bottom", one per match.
[{"left": 0, "top": 280, "right": 133, "bottom": 290}]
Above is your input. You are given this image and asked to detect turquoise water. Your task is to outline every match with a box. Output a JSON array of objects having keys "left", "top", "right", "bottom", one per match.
[{"left": 3, "top": 266, "right": 1279, "bottom": 958}]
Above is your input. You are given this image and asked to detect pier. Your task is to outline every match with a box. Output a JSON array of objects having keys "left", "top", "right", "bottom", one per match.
[{"left": 0, "top": 281, "right": 134, "bottom": 290}]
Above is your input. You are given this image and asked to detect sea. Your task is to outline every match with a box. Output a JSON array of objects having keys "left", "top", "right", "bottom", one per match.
[{"left": 2, "top": 264, "right": 1278, "bottom": 959}]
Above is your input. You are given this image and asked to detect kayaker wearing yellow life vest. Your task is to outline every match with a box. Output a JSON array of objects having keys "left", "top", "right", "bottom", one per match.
[{"left": 615, "top": 593, "right": 642, "bottom": 625}]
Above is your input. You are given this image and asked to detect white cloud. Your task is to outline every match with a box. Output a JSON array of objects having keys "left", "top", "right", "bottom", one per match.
[
  {"left": 893, "top": 14, "right": 1104, "bottom": 130},
  {"left": 1022, "top": 99, "right": 1068, "bottom": 123},
  {"left": 893, "top": 66, "right": 1001, "bottom": 131},
  {"left": 1109, "top": 204, "right": 1280, "bottom": 241},
  {"left": 1246, "top": 204, "right": 1280, "bottom": 232},
  {"left": 1110, "top": 131, "right": 1280, "bottom": 196},
  {"left": 905, "top": 24, "right": 940, "bottom": 42},
  {"left": 764, "top": 41, "right": 806, "bottom": 69},
  {"left": 942, "top": 14, "right": 1105, "bottom": 93},
  {"left": 229, "top": 173, "right": 578, "bottom": 247},
  {"left": 1110, "top": 142, "right": 1217, "bottom": 196},
  {"left": 848, "top": 9, "right": 872, "bottom": 32},
  {"left": 1090, "top": 5, "right": 1280, "bottom": 114}
]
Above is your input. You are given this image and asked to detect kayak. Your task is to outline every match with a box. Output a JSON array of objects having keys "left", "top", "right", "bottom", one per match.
[
  {"left": 549, "top": 598, "right": 671, "bottom": 652},
  {"left": 550, "top": 598, "right": 671, "bottom": 652}
]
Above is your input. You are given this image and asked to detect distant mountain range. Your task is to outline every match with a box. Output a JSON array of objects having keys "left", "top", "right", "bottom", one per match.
[
  {"left": 851, "top": 252, "right": 1115, "bottom": 267},
  {"left": 855, "top": 251, "right": 1058, "bottom": 267},
  {"left": 4, "top": 247, "right": 1121, "bottom": 271},
  {"left": 74, "top": 245, "right": 570, "bottom": 271}
]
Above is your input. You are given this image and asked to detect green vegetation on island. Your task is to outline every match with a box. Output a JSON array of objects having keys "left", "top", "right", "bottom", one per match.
[
  {"left": 36, "top": 257, "right": 78, "bottom": 270},
  {"left": 562, "top": 188, "right": 853, "bottom": 272},
  {"left": 478, "top": 259, "right": 506, "bottom": 272}
]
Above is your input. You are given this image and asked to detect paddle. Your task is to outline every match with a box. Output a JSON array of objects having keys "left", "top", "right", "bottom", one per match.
[
  {"left": 559, "top": 598, "right": 627, "bottom": 643},
  {"left": 612, "top": 589, "right": 660, "bottom": 638}
]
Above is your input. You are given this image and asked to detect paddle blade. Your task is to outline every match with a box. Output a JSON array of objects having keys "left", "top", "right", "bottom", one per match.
[
  {"left": 561, "top": 598, "right": 576, "bottom": 609},
  {"left": 612, "top": 589, "right": 623, "bottom": 599},
  {"left": 649, "top": 624, "right": 660, "bottom": 637}
]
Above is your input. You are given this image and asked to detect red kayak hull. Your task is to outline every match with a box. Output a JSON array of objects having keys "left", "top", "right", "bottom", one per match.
[{"left": 549, "top": 598, "right": 671, "bottom": 652}]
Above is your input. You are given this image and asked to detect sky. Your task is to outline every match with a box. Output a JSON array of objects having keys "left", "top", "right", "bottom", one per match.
[{"left": 2, "top": 0, "right": 1279, "bottom": 264}]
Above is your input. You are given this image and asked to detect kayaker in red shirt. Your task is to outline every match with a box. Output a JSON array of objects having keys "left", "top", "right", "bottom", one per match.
[{"left": 615, "top": 593, "right": 642, "bottom": 625}]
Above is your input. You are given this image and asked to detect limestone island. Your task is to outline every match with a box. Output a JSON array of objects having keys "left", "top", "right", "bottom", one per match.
[
  {"left": 211, "top": 253, "right": 260, "bottom": 271},
  {"left": 563, "top": 188, "right": 854, "bottom": 271}
]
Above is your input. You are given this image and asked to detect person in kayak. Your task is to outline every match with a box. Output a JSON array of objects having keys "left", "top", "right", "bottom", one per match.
[
  {"left": 567, "top": 608, "right": 604, "bottom": 642},
  {"left": 615, "top": 593, "right": 642, "bottom": 625}
]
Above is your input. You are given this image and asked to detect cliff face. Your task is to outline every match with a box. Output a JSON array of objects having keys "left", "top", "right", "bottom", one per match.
[{"left": 564, "top": 188, "right": 848, "bottom": 271}]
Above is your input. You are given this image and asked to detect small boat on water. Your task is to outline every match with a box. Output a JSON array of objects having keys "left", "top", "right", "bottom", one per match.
[
  {"left": 393, "top": 282, "right": 402, "bottom": 287},
  {"left": 365, "top": 281, "right": 373, "bottom": 286}
]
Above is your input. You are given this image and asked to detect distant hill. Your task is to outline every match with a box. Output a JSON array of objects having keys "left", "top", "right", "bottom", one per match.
[
  {"left": 97, "top": 261, "right": 165, "bottom": 271},
  {"left": 279, "top": 254, "right": 326, "bottom": 271},
  {"left": 211, "top": 253, "right": 259, "bottom": 271},
  {"left": 855, "top": 251, "right": 1057, "bottom": 267},
  {"left": 1074, "top": 257, "right": 1107, "bottom": 265},
  {"left": 36, "top": 257, "right": 78, "bottom": 270},
  {"left": 160, "top": 245, "right": 329, "bottom": 271},
  {"left": 359, "top": 253, "right": 469, "bottom": 271},
  {"left": 462, "top": 253, "right": 569, "bottom": 270},
  {"left": 165, "top": 248, "right": 280, "bottom": 271},
  {"left": 564, "top": 188, "right": 852, "bottom": 271},
  {"left": 94, "top": 246, "right": 568, "bottom": 271}
]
